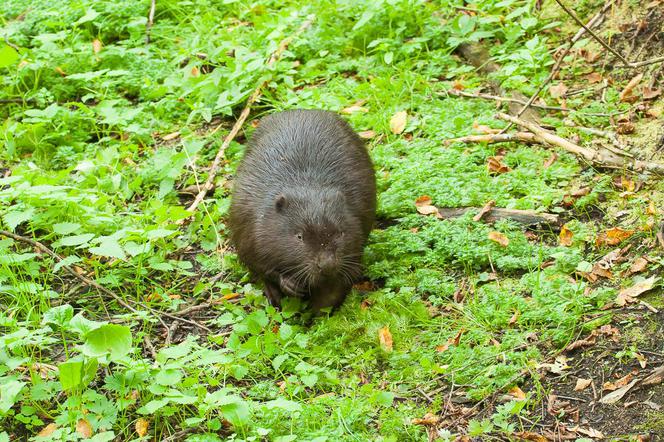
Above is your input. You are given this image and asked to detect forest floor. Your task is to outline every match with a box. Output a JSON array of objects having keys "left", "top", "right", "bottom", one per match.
[{"left": 1, "top": 0, "right": 664, "bottom": 441}]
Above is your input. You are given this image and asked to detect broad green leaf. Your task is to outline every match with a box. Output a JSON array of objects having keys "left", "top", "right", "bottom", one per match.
[
  {"left": 155, "top": 369, "right": 183, "bottom": 386},
  {"left": 81, "top": 324, "right": 132, "bottom": 360},
  {"left": 263, "top": 397, "right": 302, "bottom": 412},
  {"left": 58, "top": 358, "right": 98, "bottom": 391},
  {"left": 3, "top": 208, "right": 34, "bottom": 231},
  {"left": 53, "top": 255, "right": 82, "bottom": 273},
  {"left": 89, "top": 238, "right": 126, "bottom": 259},
  {"left": 57, "top": 233, "right": 95, "bottom": 247},
  {"left": 42, "top": 304, "right": 74, "bottom": 327},
  {"left": 53, "top": 222, "right": 82, "bottom": 235},
  {"left": 74, "top": 9, "right": 99, "bottom": 25},
  {"left": 0, "top": 44, "right": 18, "bottom": 68},
  {"left": 138, "top": 398, "right": 170, "bottom": 414},
  {"left": 0, "top": 380, "right": 25, "bottom": 414}
]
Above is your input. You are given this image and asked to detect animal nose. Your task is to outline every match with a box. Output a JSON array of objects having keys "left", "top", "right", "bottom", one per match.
[{"left": 317, "top": 253, "right": 336, "bottom": 274}]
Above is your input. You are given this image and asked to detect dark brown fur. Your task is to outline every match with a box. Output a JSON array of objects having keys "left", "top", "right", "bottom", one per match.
[{"left": 228, "top": 109, "right": 376, "bottom": 310}]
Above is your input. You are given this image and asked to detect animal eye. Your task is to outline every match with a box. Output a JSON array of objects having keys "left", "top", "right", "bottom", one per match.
[{"left": 296, "top": 233, "right": 303, "bottom": 241}]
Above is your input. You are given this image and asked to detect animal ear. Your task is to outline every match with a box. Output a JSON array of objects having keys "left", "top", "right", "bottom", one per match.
[{"left": 275, "top": 194, "right": 287, "bottom": 212}]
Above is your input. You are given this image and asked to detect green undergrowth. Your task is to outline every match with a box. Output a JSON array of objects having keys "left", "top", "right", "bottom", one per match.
[{"left": 0, "top": 0, "right": 655, "bottom": 440}]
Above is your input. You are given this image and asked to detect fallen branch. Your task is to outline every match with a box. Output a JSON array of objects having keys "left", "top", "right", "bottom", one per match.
[
  {"left": 495, "top": 113, "right": 664, "bottom": 175},
  {"left": 446, "top": 89, "right": 569, "bottom": 112},
  {"left": 515, "top": 0, "right": 614, "bottom": 120},
  {"left": 445, "top": 89, "right": 623, "bottom": 117},
  {"left": 436, "top": 207, "right": 559, "bottom": 226},
  {"left": 553, "top": 0, "right": 664, "bottom": 69},
  {"left": 186, "top": 15, "right": 315, "bottom": 213},
  {"left": 0, "top": 230, "right": 210, "bottom": 331},
  {"left": 444, "top": 132, "right": 538, "bottom": 146},
  {"left": 145, "top": 0, "right": 157, "bottom": 44}
]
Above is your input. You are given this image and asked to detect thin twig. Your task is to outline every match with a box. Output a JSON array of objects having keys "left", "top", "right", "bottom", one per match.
[
  {"left": 0, "top": 230, "right": 210, "bottom": 331},
  {"left": 513, "top": 0, "right": 615, "bottom": 123},
  {"left": 145, "top": 0, "right": 157, "bottom": 44},
  {"left": 443, "top": 132, "right": 538, "bottom": 145},
  {"left": 186, "top": 14, "right": 315, "bottom": 213},
  {"left": 495, "top": 113, "right": 664, "bottom": 175},
  {"left": 4, "top": 35, "right": 19, "bottom": 51},
  {"left": 446, "top": 89, "right": 569, "bottom": 112},
  {"left": 553, "top": 0, "right": 664, "bottom": 68},
  {"left": 143, "top": 335, "right": 158, "bottom": 360}
]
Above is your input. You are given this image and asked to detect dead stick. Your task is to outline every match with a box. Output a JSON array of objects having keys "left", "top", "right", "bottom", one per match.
[
  {"left": 444, "top": 132, "right": 538, "bottom": 145},
  {"left": 0, "top": 230, "right": 210, "bottom": 331},
  {"left": 553, "top": 0, "right": 664, "bottom": 68},
  {"left": 514, "top": 0, "right": 614, "bottom": 121},
  {"left": 495, "top": 113, "right": 664, "bottom": 175},
  {"left": 186, "top": 15, "right": 315, "bottom": 213},
  {"left": 145, "top": 0, "right": 157, "bottom": 44},
  {"left": 446, "top": 89, "right": 569, "bottom": 112}
]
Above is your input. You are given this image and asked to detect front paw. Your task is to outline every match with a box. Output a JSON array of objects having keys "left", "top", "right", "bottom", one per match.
[{"left": 279, "top": 274, "right": 306, "bottom": 297}]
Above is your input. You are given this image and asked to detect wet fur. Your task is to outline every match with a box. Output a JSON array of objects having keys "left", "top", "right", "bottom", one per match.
[{"left": 228, "top": 109, "right": 376, "bottom": 310}]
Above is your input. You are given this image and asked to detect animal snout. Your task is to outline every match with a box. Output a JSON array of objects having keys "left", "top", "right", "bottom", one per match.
[{"left": 316, "top": 253, "right": 337, "bottom": 275}]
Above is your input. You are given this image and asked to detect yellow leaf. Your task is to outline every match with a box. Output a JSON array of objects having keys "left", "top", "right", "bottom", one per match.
[
  {"left": 92, "top": 39, "right": 102, "bottom": 54},
  {"left": 341, "top": 105, "right": 368, "bottom": 115},
  {"left": 76, "top": 418, "right": 93, "bottom": 438},
  {"left": 488, "top": 231, "right": 509, "bottom": 247},
  {"left": 378, "top": 326, "right": 393, "bottom": 352},
  {"left": 389, "top": 111, "right": 407, "bottom": 134},
  {"left": 135, "top": 418, "right": 149, "bottom": 437},
  {"left": 559, "top": 224, "right": 573, "bottom": 246},
  {"left": 38, "top": 423, "right": 58, "bottom": 437},
  {"left": 358, "top": 130, "right": 376, "bottom": 139},
  {"left": 574, "top": 378, "right": 592, "bottom": 391},
  {"left": 509, "top": 386, "right": 527, "bottom": 400}
]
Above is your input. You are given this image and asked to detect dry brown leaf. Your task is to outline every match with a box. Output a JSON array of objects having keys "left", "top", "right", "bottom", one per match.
[
  {"left": 162, "top": 131, "right": 180, "bottom": 141},
  {"left": 549, "top": 82, "right": 568, "bottom": 99},
  {"left": 473, "top": 200, "right": 495, "bottom": 222},
  {"left": 222, "top": 292, "right": 241, "bottom": 301},
  {"left": 487, "top": 155, "right": 511, "bottom": 174},
  {"left": 414, "top": 196, "right": 441, "bottom": 218},
  {"left": 636, "top": 352, "right": 647, "bottom": 369},
  {"left": 509, "top": 386, "right": 527, "bottom": 400},
  {"left": 513, "top": 432, "right": 547, "bottom": 442},
  {"left": 488, "top": 231, "right": 509, "bottom": 247},
  {"left": 624, "top": 256, "right": 649, "bottom": 277},
  {"left": 190, "top": 66, "right": 200, "bottom": 77},
  {"left": 617, "top": 121, "right": 635, "bottom": 134},
  {"left": 55, "top": 66, "right": 67, "bottom": 76},
  {"left": 599, "top": 379, "right": 639, "bottom": 404},
  {"left": 508, "top": 310, "right": 520, "bottom": 326},
  {"left": 559, "top": 224, "right": 573, "bottom": 246},
  {"left": 642, "top": 88, "right": 662, "bottom": 100},
  {"left": 358, "top": 130, "right": 376, "bottom": 139},
  {"left": 341, "top": 105, "right": 368, "bottom": 115},
  {"left": 585, "top": 72, "right": 602, "bottom": 84},
  {"left": 92, "top": 39, "right": 102, "bottom": 54},
  {"left": 620, "top": 73, "right": 644, "bottom": 102},
  {"left": 38, "top": 423, "right": 58, "bottom": 437},
  {"left": 135, "top": 418, "right": 149, "bottom": 437},
  {"left": 436, "top": 329, "right": 464, "bottom": 353},
  {"left": 411, "top": 412, "right": 439, "bottom": 426},
  {"left": 603, "top": 373, "right": 634, "bottom": 391},
  {"left": 389, "top": 110, "right": 407, "bottom": 134},
  {"left": 379, "top": 326, "right": 393, "bottom": 352},
  {"left": 76, "top": 418, "right": 93, "bottom": 438},
  {"left": 574, "top": 427, "right": 605, "bottom": 439},
  {"left": 616, "top": 276, "right": 659, "bottom": 306},
  {"left": 647, "top": 200, "right": 658, "bottom": 216},
  {"left": 596, "top": 227, "right": 634, "bottom": 246},
  {"left": 574, "top": 378, "right": 592, "bottom": 391},
  {"left": 543, "top": 152, "right": 558, "bottom": 168}
]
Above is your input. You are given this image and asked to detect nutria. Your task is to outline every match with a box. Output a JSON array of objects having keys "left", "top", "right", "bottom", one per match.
[{"left": 228, "top": 109, "right": 376, "bottom": 310}]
